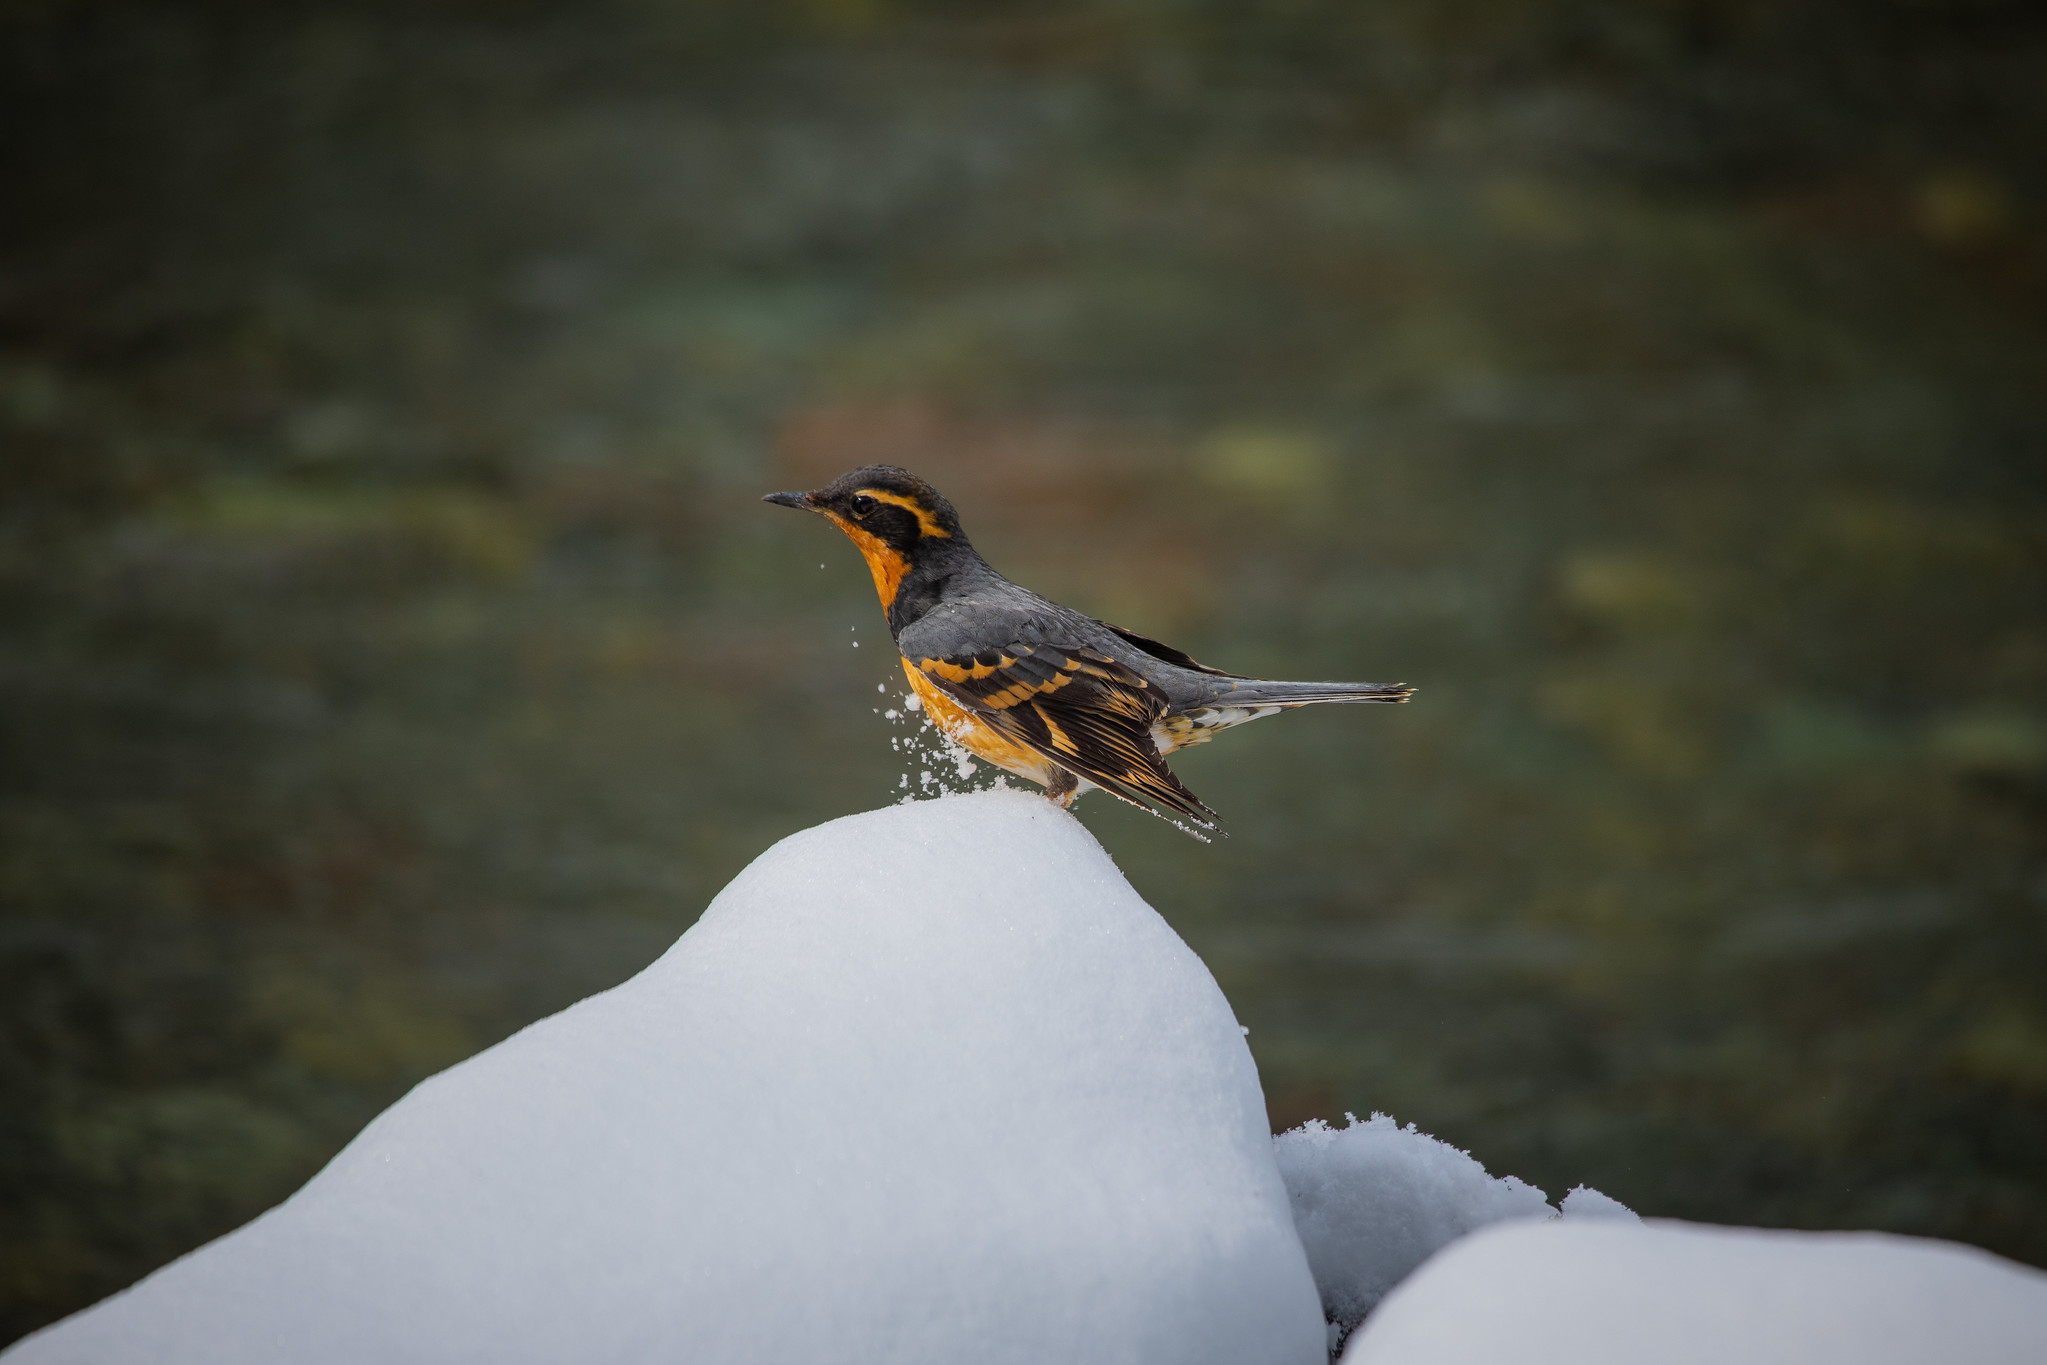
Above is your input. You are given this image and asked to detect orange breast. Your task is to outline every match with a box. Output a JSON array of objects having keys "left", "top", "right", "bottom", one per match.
[{"left": 902, "top": 659, "right": 1061, "bottom": 788}]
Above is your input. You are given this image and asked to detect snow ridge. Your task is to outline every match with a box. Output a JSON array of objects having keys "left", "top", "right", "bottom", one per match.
[{"left": 1273, "top": 1111, "right": 1635, "bottom": 1341}]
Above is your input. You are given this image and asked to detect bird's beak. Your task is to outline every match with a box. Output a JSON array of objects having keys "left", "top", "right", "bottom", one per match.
[{"left": 762, "top": 490, "right": 816, "bottom": 511}]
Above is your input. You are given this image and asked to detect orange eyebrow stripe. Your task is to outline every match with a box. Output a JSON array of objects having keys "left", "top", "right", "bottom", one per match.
[{"left": 856, "top": 489, "right": 951, "bottom": 539}]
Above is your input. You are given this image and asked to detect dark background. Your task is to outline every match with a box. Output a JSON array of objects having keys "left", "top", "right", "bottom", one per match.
[{"left": 4, "top": 0, "right": 2044, "bottom": 1343}]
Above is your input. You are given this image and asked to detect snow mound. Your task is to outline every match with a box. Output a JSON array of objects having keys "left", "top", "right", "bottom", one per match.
[
  {"left": 6, "top": 790, "right": 1325, "bottom": 1365},
  {"left": 1272, "top": 1112, "right": 1634, "bottom": 1339},
  {"left": 1340, "top": 1217, "right": 2047, "bottom": 1365}
]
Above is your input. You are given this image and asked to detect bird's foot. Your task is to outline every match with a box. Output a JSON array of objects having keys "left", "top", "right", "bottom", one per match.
[{"left": 1044, "top": 768, "right": 1080, "bottom": 808}]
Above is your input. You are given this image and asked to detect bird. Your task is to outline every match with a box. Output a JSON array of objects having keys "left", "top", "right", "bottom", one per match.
[{"left": 765, "top": 465, "right": 1412, "bottom": 832}]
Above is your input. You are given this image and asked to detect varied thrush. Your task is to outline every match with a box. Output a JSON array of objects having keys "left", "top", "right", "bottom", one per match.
[{"left": 767, "top": 465, "right": 1412, "bottom": 830}]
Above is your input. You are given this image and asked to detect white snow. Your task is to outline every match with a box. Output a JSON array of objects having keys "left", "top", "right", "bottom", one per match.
[
  {"left": 16, "top": 789, "right": 2046, "bottom": 1365},
  {"left": 1558, "top": 1183, "right": 1638, "bottom": 1221},
  {"left": 6, "top": 791, "right": 1325, "bottom": 1365},
  {"left": 1271, "top": 1112, "right": 1635, "bottom": 1339},
  {"left": 1341, "top": 1216, "right": 2047, "bottom": 1365}
]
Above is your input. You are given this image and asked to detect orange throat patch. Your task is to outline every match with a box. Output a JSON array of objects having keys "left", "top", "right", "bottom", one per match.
[{"left": 825, "top": 514, "right": 912, "bottom": 611}]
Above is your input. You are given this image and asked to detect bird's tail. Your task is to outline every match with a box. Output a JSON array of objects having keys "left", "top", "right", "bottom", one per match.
[{"left": 1210, "top": 679, "right": 1414, "bottom": 707}]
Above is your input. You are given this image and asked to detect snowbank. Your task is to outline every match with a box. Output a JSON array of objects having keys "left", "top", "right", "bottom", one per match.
[
  {"left": 1273, "top": 1113, "right": 1635, "bottom": 1338},
  {"left": 1341, "top": 1216, "right": 2047, "bottom": 1365},
  {"left": 6, "top": 791, "right": 1325, "bottom": 1365}
]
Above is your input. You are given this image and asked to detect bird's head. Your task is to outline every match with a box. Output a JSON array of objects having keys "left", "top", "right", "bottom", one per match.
[{"left": 763, "top": 466, "right": 965, "bottom": 610}]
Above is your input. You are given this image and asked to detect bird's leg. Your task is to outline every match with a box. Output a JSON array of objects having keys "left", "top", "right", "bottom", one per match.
[{"left": 1044, "top": 767, "right": 1079, "bottom": 808}]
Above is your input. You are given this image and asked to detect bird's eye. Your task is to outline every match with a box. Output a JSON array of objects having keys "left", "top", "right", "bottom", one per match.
[{"left": 849, "top": 495, "right": 878, "bottom": 517}]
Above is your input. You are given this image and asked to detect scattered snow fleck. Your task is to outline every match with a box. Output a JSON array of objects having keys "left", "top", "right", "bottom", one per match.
[{"left": 875, "top": 688, "right": 1004, "bottom": 804}]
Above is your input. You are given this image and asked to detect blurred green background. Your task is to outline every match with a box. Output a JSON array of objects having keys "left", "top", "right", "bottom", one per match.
[{"left": 4, "top": 0, "right": 2045, "bottom": 1341}]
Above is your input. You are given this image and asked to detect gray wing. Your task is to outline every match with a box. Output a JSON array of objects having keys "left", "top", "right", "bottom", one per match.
[{"left": 900, "top": 586, "right": 1254, "bottom": 711}]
